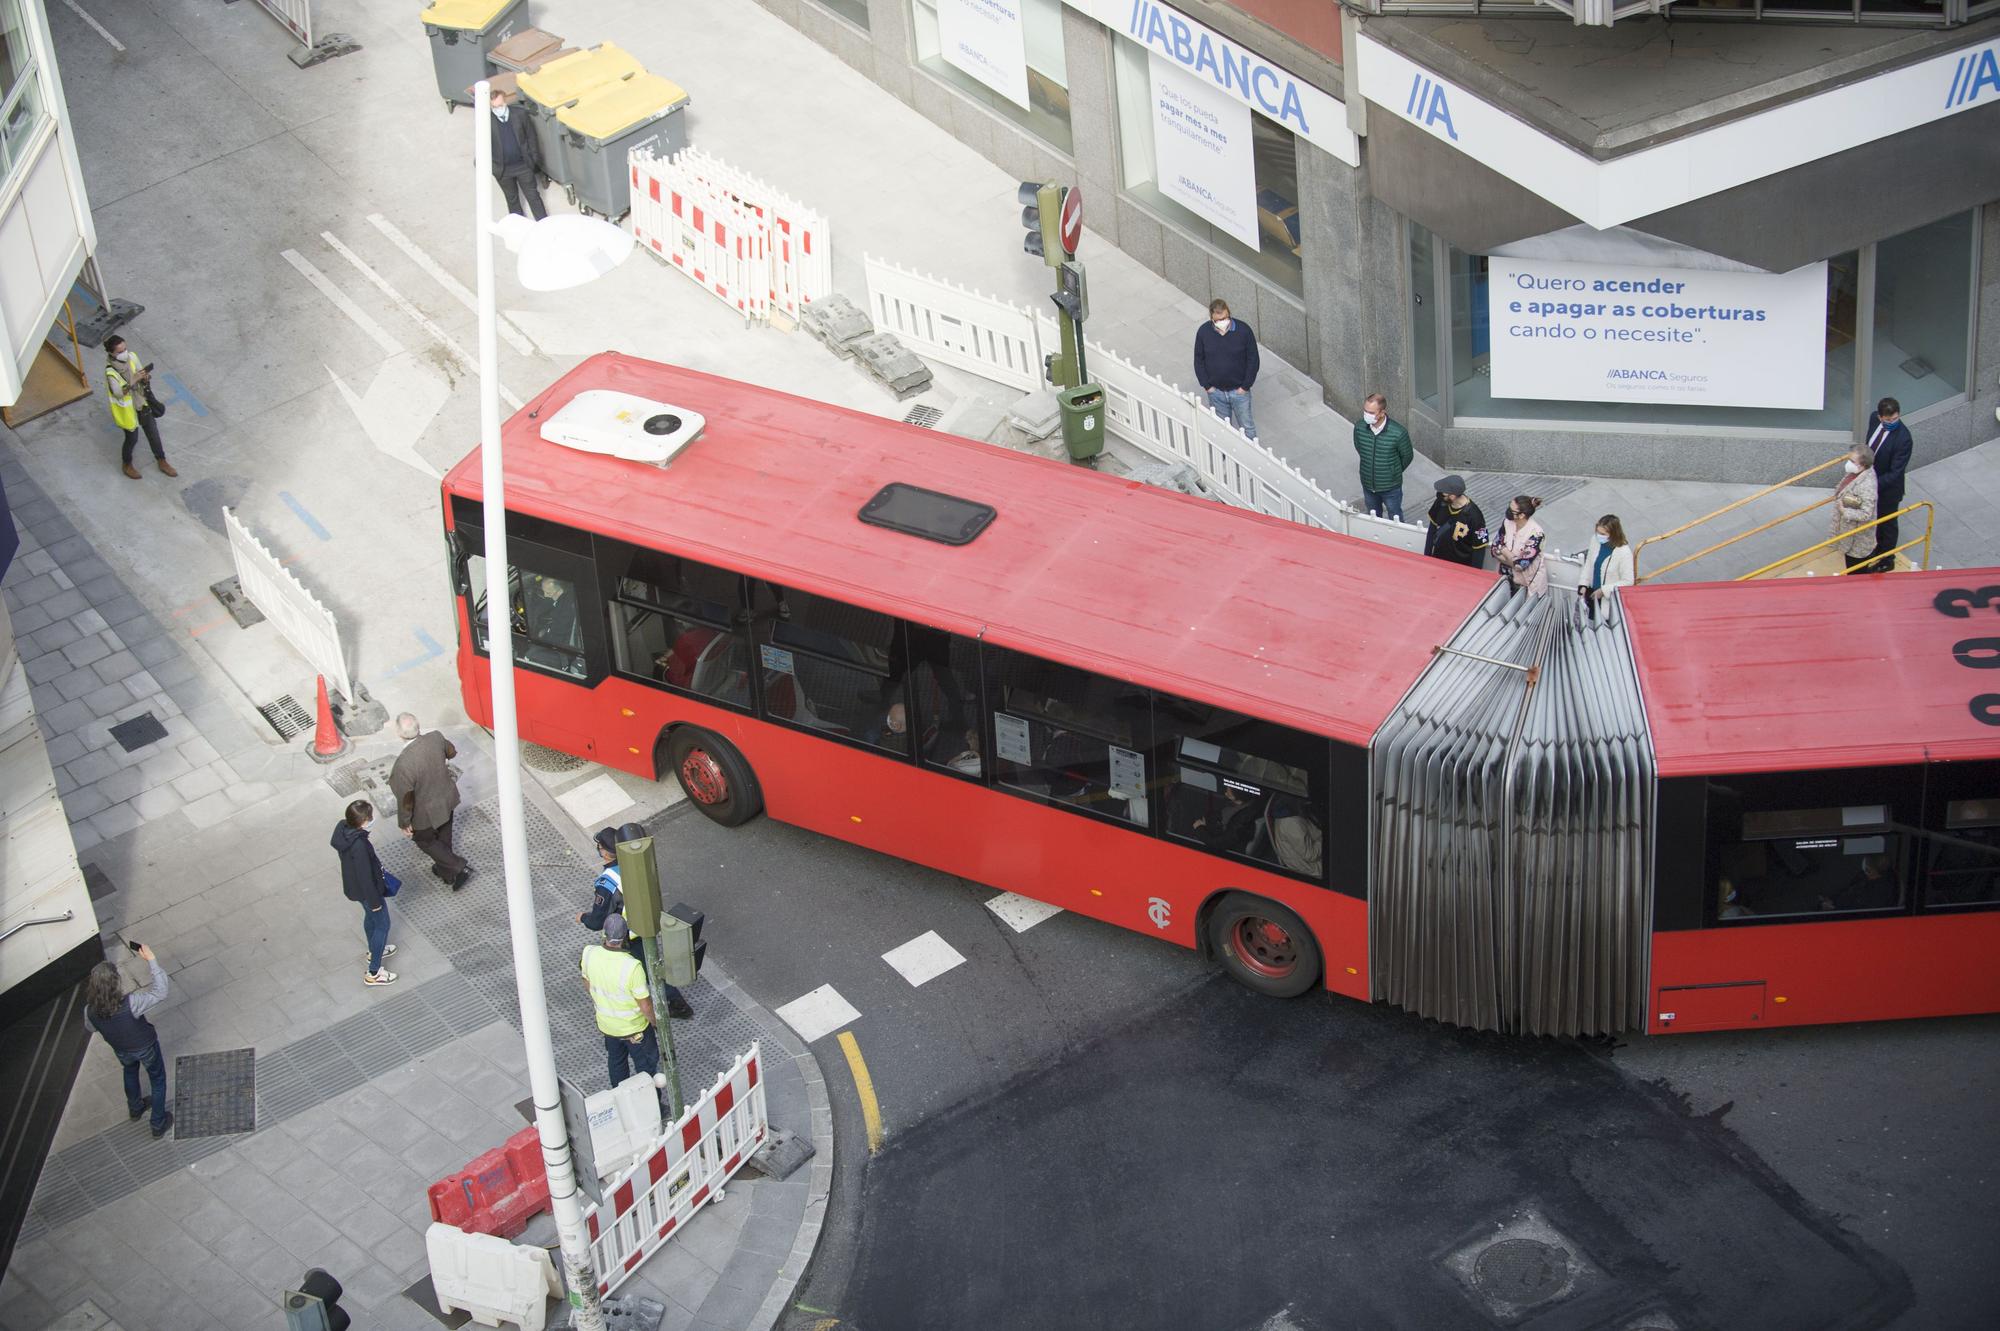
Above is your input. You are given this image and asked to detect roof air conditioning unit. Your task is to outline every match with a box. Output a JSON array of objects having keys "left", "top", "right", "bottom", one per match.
[{"left": 539, "top": 390, "right": 705, "bottom": 464}]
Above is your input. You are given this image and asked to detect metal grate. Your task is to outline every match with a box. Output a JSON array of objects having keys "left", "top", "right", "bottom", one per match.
[
  {"left": 257, "top": 694, "right": 314, "bottom": 740},
  {"left": 327, "top": 759, "right": 371, "bottom": 797},
  {"left": 902, "top": 404, "right": 944, "bottom": 428},
  {"left": 1474, "top": 1238, "right": 1569, "bottom": 1305},
  {"left": 108, "top": 713, "right": 169, "bottom": 753},
  {"left": 172, "top": 1048, "right": 258, "bottom": 1139},
  {"left": 523, "top": 742, "right": 587, "bottom": 773}
]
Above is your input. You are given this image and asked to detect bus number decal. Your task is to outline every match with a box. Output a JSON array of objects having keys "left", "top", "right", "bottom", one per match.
[
  {"left": 1973, "top": 696, "right": 2000, "bottom": 727},
  {"left": 1935, "top": 591, "right": 2000, "bottom": 726},
  {"left": 1952, "top": 638, "right": 2000, "bottom": 668},
  {"left": 1933, "top": 585, "right": 2000, "bottom": 619}
]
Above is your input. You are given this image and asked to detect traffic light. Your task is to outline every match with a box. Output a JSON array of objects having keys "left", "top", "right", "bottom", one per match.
[
  {"left": 283, "top": 1268, "right": 350, "bottom": 1331},
  {"left": 659, "top": 902, "right": 707, "bottom": 987},
  {"left": 1017, "top": 180, "right": 1064, "bottom": 267},
  {"left": 614, "top": 826, "right": 662, "bottom": 938}
]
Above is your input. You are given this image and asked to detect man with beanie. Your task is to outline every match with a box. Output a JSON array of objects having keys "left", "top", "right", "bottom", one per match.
[
  {"left": 83, "top": 944, "right": 174, "bottom": 1139},
  {"left": 1423, "top": 475, "right": 1490, "bottom": 569},
  {"left": 1353, "top": 392, "right": 1414, "bottom": 521},
  {"left": 581, "top": 914, "right": 659, "bottom": 1092}
]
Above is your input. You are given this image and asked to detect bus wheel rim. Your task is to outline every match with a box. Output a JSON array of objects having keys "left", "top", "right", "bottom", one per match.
[
  {"left": 1233, "top": 916, "right": 1297, "bottom": 978},
  {"left": 680, "top": 749, "right": 728, "bottom": 804}
]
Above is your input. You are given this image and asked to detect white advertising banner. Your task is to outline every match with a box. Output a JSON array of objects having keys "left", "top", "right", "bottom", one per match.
[
  {"left": 1148, "top": 54, "right": 1260, "bottom": 250},
  {"left": 1488, "top": 258, "right": 1829, "bottom": 410},
  {"left": 937, "top": 0, "right": 1030, "bottom": 110}
]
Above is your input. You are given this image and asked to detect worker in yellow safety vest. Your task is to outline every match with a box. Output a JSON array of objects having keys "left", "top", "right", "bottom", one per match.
[
  {"left": 103, "top": 334, "right": 175, "bottom": 480},
  {"left": 581, "top": 913, "right": 660, "bottom": 1092}
]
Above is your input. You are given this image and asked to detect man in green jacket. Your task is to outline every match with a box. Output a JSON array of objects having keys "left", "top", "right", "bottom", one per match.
[{"left": 1353, "top": 391, "right": 1413, "bottom": 521}]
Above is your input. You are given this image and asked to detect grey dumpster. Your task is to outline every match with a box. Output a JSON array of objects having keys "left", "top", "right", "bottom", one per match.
[
  {"left": 421, "top": 0, "right": 531, "bottom": 109},
  {"left": 515, "top": 43, "right": 646, "bottom": 193},
  {"left": 559, "top": 74, "right": 691, "bottom": 220}
]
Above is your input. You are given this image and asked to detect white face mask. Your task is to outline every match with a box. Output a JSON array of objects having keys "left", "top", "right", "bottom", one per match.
[
  {"left": 1844, "top": 460, "right": 1862, "bottom": 474},
  {"left": 1212, "top": 319, "right": 1229, "bottom": 333},
  {"left": 1595, "top": 530, "right": 1608, "bottom": 540},
  {"left": 1362, "top": 410, "right": 1379, "bottom": 425},
  {"left": 493, "top": 104, "right": 508, "bottom": 120}
]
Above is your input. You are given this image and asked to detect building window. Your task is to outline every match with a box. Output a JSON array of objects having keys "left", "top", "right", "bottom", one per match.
[
  {"left": 812, "top": 0, "right": 872, "bottom": 31},
  {"left": 911, "top": 0, "right": 1071, "bottom": 155},
  {"left": 1871, "top": 208, "right": 1975, "bottom": 416},
  {"left": 1409, "top": 223, "right": 1439, "bottom": 411},
  {"left": 0, "top": 0, "right": 47, "bottom": 188},
  {"left": 1112, "top": 36, "right": 1304, "bottom": 295}
]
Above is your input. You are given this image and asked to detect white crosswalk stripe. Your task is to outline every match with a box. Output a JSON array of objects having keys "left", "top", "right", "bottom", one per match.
[
  {"left": 881, "top": 931, "right": 966, "bottom": 987},
  {"left": 984, "top": 892, "right": 1064, "bottom": 933},
  {"left": 774, "top": 984, "right": 860, "bottom": 1043}
]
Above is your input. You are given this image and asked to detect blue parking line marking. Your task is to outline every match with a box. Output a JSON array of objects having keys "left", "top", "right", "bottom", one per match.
[
  {"left": 154, "top": 372, "right": 209, "bottom": 418},
  {"left": 279, "top": 490, "right": 331, "bottom": 541},
  {"left": 68, "top": 282, "right": 99, "bottom": 310},
  {"left": 382, "top": 628, "right": 447, "bottom": 679}
]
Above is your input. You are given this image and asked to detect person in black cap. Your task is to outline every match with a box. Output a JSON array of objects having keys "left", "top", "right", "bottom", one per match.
[
  {"left": 1423, "top": 475, "right": 1490, "bottom": 569},
  {"left": 578, "top": 826, "right": 694, "bottom": 1019}
]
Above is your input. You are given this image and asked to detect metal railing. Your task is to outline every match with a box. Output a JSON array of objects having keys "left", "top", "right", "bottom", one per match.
[
  {"left": 1633, "top": 452, "right": 1850, "bottom": 582},
  {"left": 0, "top": 909, "right": 74, "bottom": 947},
  {"left": 1737, "top": 502, "right": 1935, "bottom": 580}
]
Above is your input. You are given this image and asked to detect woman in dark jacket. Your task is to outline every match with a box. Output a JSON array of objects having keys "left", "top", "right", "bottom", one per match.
[{"left": 332, "top": 799, "right": 397, "bottom": 986}]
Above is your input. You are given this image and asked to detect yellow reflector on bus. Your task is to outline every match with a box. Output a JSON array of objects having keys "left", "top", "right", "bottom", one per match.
[
  {"left": 620, "top": 708, "right": 635, "bottom": 717},
  {"left": 1346, "top": 966, "right": 1359, "bottom": 974}
]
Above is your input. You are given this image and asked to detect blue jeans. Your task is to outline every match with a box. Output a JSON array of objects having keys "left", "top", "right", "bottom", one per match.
[
  {"left": 1363, "top": 486, "right": 1404, "bottom": 522},
  {"left": 1205, "top": 387, "right": 1256, "bottom": 439},
  {"left": 118, "top": 1041, "right": 170, "bottom": 1132},
  {"left": 604, "top": 1027, "right": 660, "bottom": 1091},
  {"left": 363, "top": 904, "right": 391, "bottom": 973}
]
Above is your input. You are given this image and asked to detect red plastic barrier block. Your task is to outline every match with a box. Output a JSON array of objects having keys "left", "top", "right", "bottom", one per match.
[{"left": 426, "top": 1126, "right": 550, "bottom": 1239}]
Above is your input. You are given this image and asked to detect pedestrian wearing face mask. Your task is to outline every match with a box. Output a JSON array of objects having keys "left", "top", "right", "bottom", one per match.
[
  {"left": 488, "top": 87, "right": 546, "bottom": 220},
  {"left": 1494, "top": 496, "right": 1548, "bottom": 597},
  {"left": 1193, "top": 299, "right": 1260, "bottom": 440},
  {"left": 103, "top": 335, "right": 176, "bottom": 481},
  {"left": 1352, "top": 392, "right": 1413, "bottom": 522},
  {"left": 1578, "top": 514, "right": 1634, "bottom": 620},
  {"left": 1831, "top": 443, "right": 1879, "bottom": 573}
]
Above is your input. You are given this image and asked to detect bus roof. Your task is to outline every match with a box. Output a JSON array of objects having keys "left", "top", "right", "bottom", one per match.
[
  {"left": 443, "top": 353, "right": 1494, "bottom": 746},
  {"left": 1622, "top": 570, "right": 2000, "bottom": 776}
]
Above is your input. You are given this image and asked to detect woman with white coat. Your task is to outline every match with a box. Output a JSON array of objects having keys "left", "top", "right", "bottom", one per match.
[
  {"left": 1579, "top": 514, "right": 1635, "bottom": 619},
  {"left": 1494, "top": 496, "right": 1549, "bottom": 597}
]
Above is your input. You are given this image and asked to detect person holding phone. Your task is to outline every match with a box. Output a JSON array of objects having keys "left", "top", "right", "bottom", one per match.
[
  {"left": 83, "top": 942, "right": 174, "bottom": 1138},
  {"left": 102, "top": 334, "right": 176, "bottom": 481}
]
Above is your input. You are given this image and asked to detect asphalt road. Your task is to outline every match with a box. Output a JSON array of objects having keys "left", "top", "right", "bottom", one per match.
[{"left": 642, "top": 802, "right": 2000, "bottom": 1330}]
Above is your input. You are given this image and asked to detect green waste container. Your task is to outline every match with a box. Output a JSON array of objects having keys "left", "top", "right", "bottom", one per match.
[
  {"left": 420, "top": 0, "right": 530, "bottom": 109},
  {"left": 516, "top": 43, "right": 647, "bottom": 194},
  {"left": 1058, "top": 384, "right": 1105, "bottom": 462},
  {"left": 558, "top": 74, "right": 692, "bottom": 220}
]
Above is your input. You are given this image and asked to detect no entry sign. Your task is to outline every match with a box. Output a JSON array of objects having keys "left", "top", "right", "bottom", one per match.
[{"left": 1059, "top": 186, "right": 1083, "bottom": 256}]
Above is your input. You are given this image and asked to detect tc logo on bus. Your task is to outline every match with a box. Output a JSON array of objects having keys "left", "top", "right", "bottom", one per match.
[{"left": 1146, "top": 897, "right": 1171, "bottom": 930}]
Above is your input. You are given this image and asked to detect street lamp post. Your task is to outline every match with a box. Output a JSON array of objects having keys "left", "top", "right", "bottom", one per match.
[{"left": 471, "top": 77, "right": 631, "bottom": 1330}]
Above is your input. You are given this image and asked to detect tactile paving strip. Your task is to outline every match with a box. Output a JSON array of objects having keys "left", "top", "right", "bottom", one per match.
[{"left": 171, "top": 1048, "right": 258, "bottom": 1139}]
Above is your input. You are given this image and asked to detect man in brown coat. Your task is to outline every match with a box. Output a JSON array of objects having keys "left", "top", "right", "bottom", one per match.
[{"left": 389, "top": 713, "right": 471, "bottom": 890}]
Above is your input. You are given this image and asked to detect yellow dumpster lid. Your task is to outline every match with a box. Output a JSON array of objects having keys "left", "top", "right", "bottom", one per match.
[
  {"left": 556, "top": 74, "right": 689, "bottom": 140},
  {"left": 420, "top": 0, "right": 517, "bottom": 32},
  {"left": 516, "top": 42, "right": 646, "bottom": 109}
]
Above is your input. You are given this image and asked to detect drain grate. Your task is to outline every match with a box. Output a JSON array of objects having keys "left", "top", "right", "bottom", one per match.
[
  {"left": 522, "top": 742, "right": 586, "bottom": 773},
  {"left": 1475, "top": 1238, "right": 1569, "bottom": 1306},
  {"left": 1441, "top": 1206, "right": 1598, "bottom": 1323},
  {"left": 108, "top": 713, "right": 169, "bottom": 753},
  {"left": 903, "top": 404, "right": 944, "bottom": 429},
  {"left": 257, "top": 694, "right": 314, "bottom": 740},
  {"left": 172, "top": 1048, "right": 257, "bottom": 1138},
  {"left": 327, "top": 759, "right": 371, "bottom": 798}
]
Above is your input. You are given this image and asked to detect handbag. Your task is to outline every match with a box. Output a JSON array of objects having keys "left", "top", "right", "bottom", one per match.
[
  {"left": 143, "top": 384, "right": 166, "bottom": 418},
  {"left": 382, "top": 872, "right": 402, "bottom": 898}
]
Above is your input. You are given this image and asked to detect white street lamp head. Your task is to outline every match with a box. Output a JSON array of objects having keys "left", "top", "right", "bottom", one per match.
[{"left": 492, "top": 213, "right": 635, "bottom": 291}]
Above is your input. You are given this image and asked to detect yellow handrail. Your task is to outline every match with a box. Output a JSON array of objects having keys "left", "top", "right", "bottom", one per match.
[
  {"left": 1735, "top": 502, "right": 1934, "bottom": 581},
  {"left": 1633, "top": 452, "right": 1850, "bottom": 581}
]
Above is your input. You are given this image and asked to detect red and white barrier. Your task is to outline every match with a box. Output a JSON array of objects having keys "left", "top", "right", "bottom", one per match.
[
  {"left": 629, "top": 148, "right": 831, "bottom": 326},
  {"left": 581, "top": 1043, "right": 769, "bottom": 1298}
]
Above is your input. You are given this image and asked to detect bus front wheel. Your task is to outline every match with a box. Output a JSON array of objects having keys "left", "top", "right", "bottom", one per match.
[
  {"left": 662, "top": 728, "right": 763, "bottom": 828},
  {"left": 1206, "top": 894, "right": 1321, "bottom": 999}
]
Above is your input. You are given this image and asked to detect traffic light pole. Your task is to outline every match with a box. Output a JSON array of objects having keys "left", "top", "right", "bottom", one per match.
[
  {"left": 615, "top": 834, "right": 686, "bottom": 1122},
  {"left": 638, "top": 934, "right": 684, "bottom": 1121}
]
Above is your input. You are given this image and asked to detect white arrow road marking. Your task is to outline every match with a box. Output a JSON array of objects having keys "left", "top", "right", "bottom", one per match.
[
  {"left": 283, "top": 249, "right": 399, "bottom": 354},
  {"left": 366, "top": 213, "right": 539, "bottom": 358},
  {"left": 320, "top": 231, "right": 523, "bottom": 411},
  {"left": 327, "top": 355, "right": 447, "bottom": 479}
]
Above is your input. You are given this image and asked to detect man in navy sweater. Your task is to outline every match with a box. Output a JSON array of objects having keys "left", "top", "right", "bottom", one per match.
[
  {"left": 1193, "top": 299, "right": 1260, "bottom": 440},
  {"left": 1861, "top": 396, "right": 1913, "bottom": 573}
]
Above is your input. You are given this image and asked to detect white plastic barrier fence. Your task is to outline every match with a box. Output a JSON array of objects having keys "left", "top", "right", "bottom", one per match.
[
  {"left": 864, "top": 257, "right": 1432, "bottom": 547},
  {"left": 222, "top": 507, "right": 355, "bottom": 703},
  {"left": 630, "top": 148, "right": 831, "bottom": 325},
  {"left": 250, "top": 0, "right": 312, "bottom": 46},
  {"left": 582, "top": 1043, "right": 768, "bottom": 1298},
  {"left": 426, "top": 1224, "right": 562, "bottom": 1331}
]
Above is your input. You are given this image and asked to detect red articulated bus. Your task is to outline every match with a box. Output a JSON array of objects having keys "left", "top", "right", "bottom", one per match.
[{"left": 441, "top": 353, "right": 2000, "bottom": 1037}]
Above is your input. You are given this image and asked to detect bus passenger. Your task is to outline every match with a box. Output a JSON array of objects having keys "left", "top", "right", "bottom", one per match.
[
  {"left": 863, "top": 700, "right": 910, "bottom": 751},
  {"left": 1820, "top": 854, "right": 1897, "bottom": 913}
]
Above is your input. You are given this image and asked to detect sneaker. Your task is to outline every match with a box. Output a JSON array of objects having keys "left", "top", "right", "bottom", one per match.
[
  {"left": 128, "top": 1096, "right": 150, "bottom": 1121},
  {"left": 151, "top": 1111, "right": 174, "bottom": 1140},
  {"left": 364, "top": 943, "right": 398, "bottom": 962},
  {"left": 364, "top": 969, "right": 399, "bottom": 986},
  {"left": 158, "top": 460, "right": 178, "bottom": 477}
]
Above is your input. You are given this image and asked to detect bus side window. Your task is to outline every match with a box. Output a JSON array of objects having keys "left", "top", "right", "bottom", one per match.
[
  {"left": 603, "top": 543, "right": 750, "bottom": 708},
  {"left": 982, "top": 646, "right": 1150, "bottom": 827},
  {"left": 1152, "top": 695, "right": 1327, "bottom": 881},
  {"left": 465, "top": 553, "right": 586, "bottom": 681},
  {"left": 749, "top": 584, "right": 908, "bottom": 754},
  {"left": 1715, "top": 803, "right": 1905, "bottom": 921},
  {"left": 1926, "top": 798, "right": 2000, "bottom": 909},
  {"left": 905, "top": 624, "right": 982, "bottom": 779}
]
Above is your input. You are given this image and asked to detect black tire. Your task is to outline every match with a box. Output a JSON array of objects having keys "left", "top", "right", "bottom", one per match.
[
  {"left": 1206, "top": 893, "right": 1322, "bottom": 998},
  {"left": 661, "top": 727, "right": 763, "bottom": 828}
]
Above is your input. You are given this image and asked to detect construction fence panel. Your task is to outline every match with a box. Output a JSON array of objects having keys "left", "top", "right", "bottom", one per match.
[
  {"left": 867, "top": 257, "right": 1044, "bottom": 392},
  {"left": 223, "top": 507, "right": 354, "bottom": 702},
  {"left": 250, "top": 0, "right": 312, "bottom": 47},
  {"left": 582, "top": 1044, "right": 769, "bottom": 1299},
  {"left": 630, "top": 149, "right": 830, "bottom": 325}
]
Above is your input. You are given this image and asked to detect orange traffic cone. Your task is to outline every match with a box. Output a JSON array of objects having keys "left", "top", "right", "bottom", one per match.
[{"left": 308, "top": 674, "right": 349, "bottom": 764}]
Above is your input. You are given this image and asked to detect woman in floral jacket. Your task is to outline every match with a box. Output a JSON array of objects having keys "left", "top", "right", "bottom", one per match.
[
  {"left": 1831, "top": 442, "right": 1880, "bottom": 573},
  {"left": 1494, "top": 495, "right": 1548, "bottom": 597}
]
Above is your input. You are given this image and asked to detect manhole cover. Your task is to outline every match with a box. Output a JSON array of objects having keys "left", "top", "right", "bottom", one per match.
[
  {"left": 1474, "top": 1238, "right": 1570, "bottom": 1305},
  {"left": 258, "top": 694, "right": 314, "bottom": 740},
  {"left": 108, "top": 713, "right": 169, "bottom": 753},
  {"left": 522, "top": 743, "right": 586, "bottom": 772},
  {"left": 327, "top": 759, "right": 370, "bottom": 797},
  {"left": 903, "top": 404, "right": 944, "bottom": 428},
  {"left": 172, "top": 1048, "right": 257, "bottom": 1138}
]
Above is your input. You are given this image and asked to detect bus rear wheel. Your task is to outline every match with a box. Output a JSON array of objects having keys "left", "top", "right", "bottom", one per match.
[
  {"left": 1207, "top": 894, "right": 1321, "bottom": 999},
  {"left": 662, "top": 728, "right": 763, "bottom": 828}
]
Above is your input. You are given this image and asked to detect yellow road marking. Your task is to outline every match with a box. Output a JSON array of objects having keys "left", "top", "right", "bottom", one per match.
[{"left": 836, "top": 1029, "right": 883, "bottom": 1155}]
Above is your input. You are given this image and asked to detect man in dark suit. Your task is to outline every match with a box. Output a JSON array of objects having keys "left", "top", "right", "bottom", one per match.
[
  {"left": 489, "top": 87, "right": 546, "bottom": 221},
  {"left": 390, "top": 713, "right": 472, "bottom": 889},
  {"left": 1862, "top": 395, "right": 1912, "bottom": 573}
]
